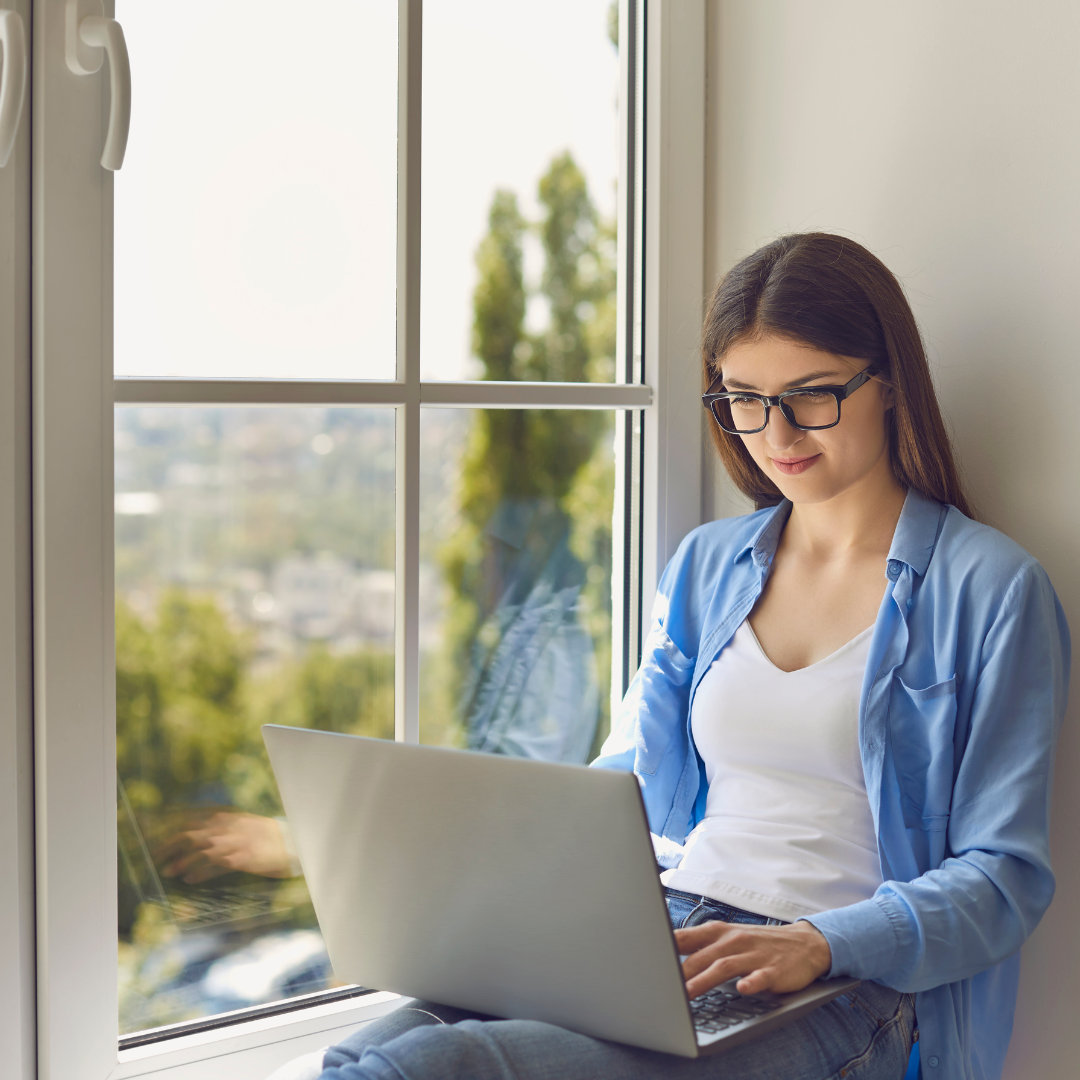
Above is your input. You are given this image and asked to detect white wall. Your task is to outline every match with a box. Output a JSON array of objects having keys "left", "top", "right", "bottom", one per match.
[{"left": 703, "top": 2, "right": 1080, "bottom": 1075}]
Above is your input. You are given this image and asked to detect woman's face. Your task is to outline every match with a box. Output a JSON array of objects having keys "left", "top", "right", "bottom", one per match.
[{"left": 718, "top": 334, "right": 897, "bottom": 509}]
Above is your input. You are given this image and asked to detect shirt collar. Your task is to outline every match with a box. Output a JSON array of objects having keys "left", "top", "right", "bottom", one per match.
[
  {"left": 743, "top": 501, "right": 792, "bottom": 570},
  {"left": 887, "top": 487, "right": 947, "bottom": 577},
  {"left": 738, "top": 488, "right": 946, "bottom": 576}
]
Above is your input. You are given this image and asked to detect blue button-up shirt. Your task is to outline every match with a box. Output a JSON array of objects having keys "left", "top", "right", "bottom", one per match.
[{"left": 593, "top": 489, "right": 1070, "bottom": 1080}]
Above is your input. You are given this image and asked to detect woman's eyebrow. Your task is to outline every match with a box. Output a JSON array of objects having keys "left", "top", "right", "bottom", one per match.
[{"left": 721, "top": 370, "right": 844, "bottom": 391}]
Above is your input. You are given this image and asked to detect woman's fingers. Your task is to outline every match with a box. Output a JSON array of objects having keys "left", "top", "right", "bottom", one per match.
[
  {"left": 673, "top": 920, "right": 832, "bottom": 998},
  {"left": 676, "top": 924, "right": 763, "bottom": 996},
  {"left": 676, "top": 921, "right": 748, "bottom": 975},
  {"left": 684, "top": 956, "right": 760, "bottom": 999},
  {"left": 154, "top": 811, "right": 295, "bottom": 881},
  {"left": 674, "top": 919, "right": 743, "bottom": 955}
]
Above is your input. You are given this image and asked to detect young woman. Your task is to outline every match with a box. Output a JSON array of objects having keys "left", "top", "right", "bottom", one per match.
[{"left": 290, "top": 233, "right": 1069, "bottom": 1080}]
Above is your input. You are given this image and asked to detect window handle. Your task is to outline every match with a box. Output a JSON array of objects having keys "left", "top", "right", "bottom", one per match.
[
  {"left": 0, "top": 9, "right": 27, "bottom": 167},
  {"left": 65, "top": 0, "right": 131, "bottom": 170}
]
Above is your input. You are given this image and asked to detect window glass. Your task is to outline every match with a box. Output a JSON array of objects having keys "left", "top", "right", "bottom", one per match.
[
  {"left": 113, "top": 2, "right": 398, "bottom": 380},
  {"left": 421, "top": 0, "right": 621, "bottom": 381},
  {"left": 110, "top": 0, "right": 630, "bottom": 1040},
  {"left": 420, "top": 408, "right": 615, "bottom": 759},
  {"left": 115, "top": 406, "right": 394, "bottom": 1033}
]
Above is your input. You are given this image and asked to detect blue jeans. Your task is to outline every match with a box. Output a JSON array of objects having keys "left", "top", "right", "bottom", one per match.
[{"left": 317, "top": 889, "right": 916, "bottom": 1080}]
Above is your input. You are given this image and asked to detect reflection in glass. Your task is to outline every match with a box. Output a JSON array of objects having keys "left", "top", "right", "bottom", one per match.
[
  {"left": 421, "top": 409, "right": 615, "bottom": 761},
  {"left": 115, "top": 407, "right": 394, "bottom": 1033}
]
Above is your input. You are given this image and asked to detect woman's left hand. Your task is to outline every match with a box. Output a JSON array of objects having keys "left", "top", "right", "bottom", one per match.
[
  {"left": 154, "top": 810, "right": 297, "bottom": 882},
  {"left": 673, "top": 919, "right": 833, "bottom": 999}
]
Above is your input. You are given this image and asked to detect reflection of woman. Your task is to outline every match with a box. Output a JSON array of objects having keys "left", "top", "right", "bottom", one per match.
[
  {"left": 461, "top": 497, "right": 599, "bottom": 764},
  {"left": 286, "top": 234, "right": 1068, "bottom": 1080}
]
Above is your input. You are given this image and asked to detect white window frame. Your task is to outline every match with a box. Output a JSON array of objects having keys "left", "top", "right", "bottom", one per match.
[
  {"left": 23, "top": 1, "right": 706, "bottom": 1077},
  {"left": 0, "top": 5, "right": 35, "bottom": 1080}
]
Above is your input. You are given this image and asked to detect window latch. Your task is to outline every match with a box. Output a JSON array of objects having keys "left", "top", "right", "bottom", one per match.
[
  {"left": 0, "top": 8, "right": 28, "bottom": 167},
  {"left": 65, "top": 0, "right": 131, "bottom": 170}
]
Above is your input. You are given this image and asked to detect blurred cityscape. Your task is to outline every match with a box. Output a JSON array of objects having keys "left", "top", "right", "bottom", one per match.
[{"left": 115, "top": 406, "right": 463, "bottom": 660}]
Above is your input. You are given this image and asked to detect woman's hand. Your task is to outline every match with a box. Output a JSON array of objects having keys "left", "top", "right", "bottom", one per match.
[
  {"left": 673, "top": 919, "right": 832, "bottom": 999},
  {"left": 155, "top": 810, "right": 298, "bottom": 882}
]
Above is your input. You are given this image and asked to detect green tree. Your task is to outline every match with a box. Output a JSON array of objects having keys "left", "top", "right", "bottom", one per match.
[
  {"left": 117, "top": 589, "right": 252, "bottom": 818},
  {"left": 439, "top": 152, "right": 616, "bottom": 756},
  {"left": 240, "top": 644, "right": 394, "bottom": 810},
  {"left": 118, "top": 589, "right": 399, "bottom": 828},
  {"left": 116, "top": 606, "right": 396, "bottom": 1028}
]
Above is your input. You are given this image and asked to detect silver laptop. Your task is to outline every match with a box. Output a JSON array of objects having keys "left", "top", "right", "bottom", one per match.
[{"left": 262, "top": 725, "right": 858, "bottom": 1058}]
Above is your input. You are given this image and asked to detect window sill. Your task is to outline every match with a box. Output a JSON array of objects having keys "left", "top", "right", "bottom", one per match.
[{"left": 114, "top": 991, "right": 402, "bottom": 1080}]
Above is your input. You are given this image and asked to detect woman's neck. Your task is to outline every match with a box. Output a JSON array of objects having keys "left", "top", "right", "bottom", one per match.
[{"left": 783, "top": 479, "right": 907, "bottom": 563}]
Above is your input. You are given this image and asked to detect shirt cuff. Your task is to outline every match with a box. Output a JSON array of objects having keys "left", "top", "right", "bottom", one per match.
[{"left": 801, "top": 896, "right": 904, "bottom": 980}]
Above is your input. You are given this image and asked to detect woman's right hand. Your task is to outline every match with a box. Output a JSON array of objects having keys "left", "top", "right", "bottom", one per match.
[{"left": 674, "top": 918, "right": 832, "bottom": 999}]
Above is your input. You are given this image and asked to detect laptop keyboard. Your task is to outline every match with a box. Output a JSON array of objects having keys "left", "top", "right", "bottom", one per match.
[
  {"left": 690, "top": 983, "right": 783, "bottom": 1034},
  {"left": 141, "top": 885, "right": 273, "bottom": 928}
]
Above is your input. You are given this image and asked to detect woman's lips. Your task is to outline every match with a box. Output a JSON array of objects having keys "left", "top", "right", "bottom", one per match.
[{"left": 771, "top": 454, "right": 820, "bottom": 475}]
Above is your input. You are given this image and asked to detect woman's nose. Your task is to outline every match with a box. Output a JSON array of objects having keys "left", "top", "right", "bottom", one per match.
[{"left": 763, "top": 405, "right": 803, "bottom": 449}]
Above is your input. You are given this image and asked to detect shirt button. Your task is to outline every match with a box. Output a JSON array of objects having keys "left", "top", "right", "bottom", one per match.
[
  {"left": 886, "top": 559, "right": 902, "bottom": 580},
  {"left": 927, "top": 1055, "right": 941, "bottom": 1068}
]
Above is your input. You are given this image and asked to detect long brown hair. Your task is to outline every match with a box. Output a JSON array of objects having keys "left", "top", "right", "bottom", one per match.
[{"left": 701, "top": 232, "right": 975, "bottom": 518}]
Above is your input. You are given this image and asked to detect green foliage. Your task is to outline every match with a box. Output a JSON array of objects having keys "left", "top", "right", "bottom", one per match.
[
  {"left": 238, "top": 643, "right": 395, "bottom": 813},
  {"left": 117, "top": 588, "right": 399, "bottom": 1027},
  {"left": 118, "top": 590, "right": 397, "bottom": 824},
  {"left": 117, "top": 589, "right": 252, "bottom": 816},
  {"left": 471, "top": 190, "right": 527, "bottom": 380},
  {"left": 439, "top": 152, "right": 617, "bottom": 747},
  {"left": 264, "top": 645, "right": 393, "bottom": 736}
]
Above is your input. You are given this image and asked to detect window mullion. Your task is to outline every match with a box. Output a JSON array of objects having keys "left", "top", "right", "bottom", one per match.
[
  {"left": 395, "top": 0, "right": 422, "bottom": 745},
  {"left": 111, "top": 378, "right": 652, "bottom": 409}
]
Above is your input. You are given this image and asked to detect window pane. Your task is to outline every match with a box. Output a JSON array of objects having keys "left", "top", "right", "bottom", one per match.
[
  {"left": 113, "top": 3, "right": 397, "bottom": 380},
  {"left": 420, "top": 408, "right": 615, "bottom": 760},
  {"left": 115, "top": 406, "right": 394, "bottom": 1034},
  {"left": 421, "top": 0, "right": 621, "bottom": 381}
]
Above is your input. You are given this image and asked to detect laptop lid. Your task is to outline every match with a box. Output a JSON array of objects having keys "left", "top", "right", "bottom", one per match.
[{"left": 262, "top": 725, "right": 700, "bottom": 1055}]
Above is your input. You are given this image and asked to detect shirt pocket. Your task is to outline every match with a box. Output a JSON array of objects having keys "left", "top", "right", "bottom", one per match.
[{"left": 888, "top": 674, "right": 958, "bottom": 832}]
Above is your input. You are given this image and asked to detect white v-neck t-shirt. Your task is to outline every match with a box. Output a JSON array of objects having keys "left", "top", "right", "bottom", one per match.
[{"left": 660, "top": 619, "right": 882, "bottom": 921}]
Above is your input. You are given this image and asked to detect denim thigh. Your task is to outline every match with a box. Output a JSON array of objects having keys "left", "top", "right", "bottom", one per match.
[
  {"left": 320, "top": 994, "right": 915, "bottom": 1080},
  {"left": 320, "top": 889, "right": 917, "bottom": 1079}
]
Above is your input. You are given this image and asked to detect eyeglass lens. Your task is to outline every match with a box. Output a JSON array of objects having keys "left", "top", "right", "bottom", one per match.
[{"left": 719, "top": 390, "right": 839, "bottom": 433}]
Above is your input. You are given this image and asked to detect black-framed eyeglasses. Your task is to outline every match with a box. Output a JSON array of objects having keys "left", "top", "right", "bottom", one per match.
[{"left": 701, "top": 366, "right": 879, "bottom": 435}]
